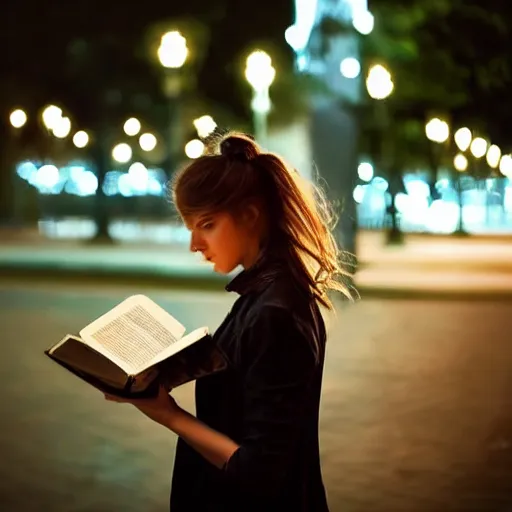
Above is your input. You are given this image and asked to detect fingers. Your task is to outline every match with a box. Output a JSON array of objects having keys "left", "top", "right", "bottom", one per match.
[{"left": 104, "top": 393, "right": 126, "bottom": 403}]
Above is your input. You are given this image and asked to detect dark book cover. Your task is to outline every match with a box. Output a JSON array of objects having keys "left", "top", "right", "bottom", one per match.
[{"left": 45, "top": 333, "right": 227, "bottom": 398}]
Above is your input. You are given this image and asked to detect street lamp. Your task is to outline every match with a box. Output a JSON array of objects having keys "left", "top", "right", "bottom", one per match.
[
  {"left": 185, "top": 139, "right": 205, "bottom": 159},
  {"left": 158, "top": 30, "right": 188, "bottom": 178},
  {"left": 500, "top": 155, "right": 512, "bottom": 178},
  {"left": 352, "top": 9, "right": 375, "bottom": 35},
  {"left": 454, "top": 127, "right": 472, "bottom": 152},
  {"left": 53, "top": 116, "right": 71, "bottom": 139},
  {"left": 158, "top": 31, "right": 188, "bottom": 69},
  {"left": 245, "top": 50, "right": 276, "bottom": 146},
  {"left": 365, "top": 64, "right": 399, "bottom": 244},
  {"left": 112, "top": 143, "right": 132, "bottom": 164},
  {"left": 470, "top": 137, "right": 488, "bottom": 159},
  {"left": 366, "top": 64, "right": 394, "bottom": 100},
  {"left": 425, "top": 118, "right": 450, "bottom": 144},
  {"left": 73, "top": 130, "right": 89, "bottom": 148},
  {"left": 139, "top": 133, "right": 157, "bottom": 152},
  {"left": 453, "top": 152, "right": 469, "bottom": 236},
  {"left": 424, "top": 117, "right": 450, "bottom": 205},
  {"left": 340, "top": 57, "right": 361, "bottom": 79},
  {"left": 454, "top": 154, "right": 468, "bottom": 172},
  {"left": 193, "top": 115, "right": 217, "bottom": 139},
  {"left": 41, "top": 105, "right": 63, "bottom": 131},
  {"left": 486, "top": 144, "right": 501, "bottom": 170},
  {"left": 9, "top": 109, "right": 27, "bottom": 129},
  {"left": 124, "top": 118, "right": 141, "bottom": 137}
]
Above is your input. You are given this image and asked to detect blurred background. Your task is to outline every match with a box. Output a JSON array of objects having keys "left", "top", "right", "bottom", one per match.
[{"left": 1, "top": 0, "right": 512, "bottom": 511}]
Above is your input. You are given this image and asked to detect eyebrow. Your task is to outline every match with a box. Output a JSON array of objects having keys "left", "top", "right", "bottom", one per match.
[{"left": 185, "top": 215, "right": 214, "bottom": 230}]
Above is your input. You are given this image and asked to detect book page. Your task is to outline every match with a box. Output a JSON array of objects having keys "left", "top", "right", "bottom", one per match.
[
  {"left": 79, "top": 295, "right": 187, "bottom": 374},
  {"left": 145, "top": 326, "right": 209, "bottom": 370}
]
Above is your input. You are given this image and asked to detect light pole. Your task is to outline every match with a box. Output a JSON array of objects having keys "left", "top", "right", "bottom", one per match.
[
  {"left": 6, "top": 108, "right": 28, "bottom": 224},
  {"left": 469, "top": 136, "right": 489, "bottom": 215},
  {"left": 366, "top": 64, "right": 400, "bottom": 244},
  {"left": 484, "top": 143, "right": 502, "bottom": 226},
  {"left": 425, "top": 116, "right": 450, "bottom": 201},
  {"left": 452, "top": 127, "right": 473, "bottom": 235},
  {"left": 245, "top": 50, "right": 276, "bottom": 147},
  {"left": 453, "top": 152, "right": 469, "bottom": 235},
  {"left": 158, "top": 30, "right": 188, "bottom": 180}
]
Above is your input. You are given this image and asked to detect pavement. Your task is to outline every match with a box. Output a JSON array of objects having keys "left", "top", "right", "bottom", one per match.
[
  {"left": 2, "top": 283, "right": 512, "bottom": 511},
  {"left": 1, "top": 227, "right": 512, "bottom": 297}
]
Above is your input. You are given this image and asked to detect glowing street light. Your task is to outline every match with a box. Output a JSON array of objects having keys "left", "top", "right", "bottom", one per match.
[
  {"left": 454, "top": 154, "right": 468, "bottom": 172},
  {"left": 73, "top": 130, "right": 89, "bottom": 148},
  {"left": 124, "top": 118, "right": 141, "bottom": 137},
  {"left": 425, "top": 118, "right": 450, "bottom": 144},
  {"left": 470, "top": 137, "right": 488, "bottom": 159},
  {"left": 245, "top": 50, "right": 276, "bottom": 93},
  {"left": 245, "top": 50, "right": 276, "bottom": 145},
  {"left": 352, "top": 10, "right": 375, "bottom": 35},
  {"left": 193, "top": 115, "right": 217, "bottom": 139},
  {"left": 185, "top": 139, "right": 205, "bottom": 159},
  {"left": 366, "top": 64, "right": 394, "bottom": 100},
  {"left": 42, "top": 105, "right": 63, "bottom": 131},
  {"left": 158, "top": 31, "right": 188, "bottom": 69},
  {"left": 340, "top": 57, "right": 361, "bottom": 79},
  {"left": 454, "top": 127, "right": 472, "bottom": 152},
  {"left": 157, "top": 30, "right": 188, "bottom": 178},
  {"left": 486, "top": 144, "right": 501, "bottom": 169},
  {"left": 9, "top": 109, "right": 27, "bottom": 128},
  {"left": 357, "top": 162, "right": 374, "bottom": 182},
  {"left": 139, "top": 133, "right": 157, "bottom": 152},
  {"left": 499, "top": 155, "right": 512, "bottom": 177},
  {"left": 112, "top": 143, "right": 132, "bottom": 163},
  {"left": 53, "top": 116, "right": 72, "bottom": 139}
]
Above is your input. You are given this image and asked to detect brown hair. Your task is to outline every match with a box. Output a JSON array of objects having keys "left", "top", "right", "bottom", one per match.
[{"left": 171, "top": 132, "right": 356, "bottom": 309}]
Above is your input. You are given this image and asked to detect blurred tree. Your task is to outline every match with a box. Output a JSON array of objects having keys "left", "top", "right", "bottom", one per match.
[
  {"left": 0, "top": 0, "right": 301, "bottom": 231},
  {"left": 357, "top": 0, "right": 512, "bottom": 240}
]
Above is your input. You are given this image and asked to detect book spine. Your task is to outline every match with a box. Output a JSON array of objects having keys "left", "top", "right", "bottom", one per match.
[{"left": 124, "top": 376, "right": 135, "bottom": 393}]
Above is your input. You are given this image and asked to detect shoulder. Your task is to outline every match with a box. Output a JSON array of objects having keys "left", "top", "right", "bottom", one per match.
[
  {"left": 241, "top": 290, "right": 325, "bottom": 367},
  {"left": 240, "top": 304, "right": 319, "bottom": 376},
  {"left": 247, "top": 276, "right": 325, "bottom": 340},
  {"left": 251, "top": 274, "right": 312, "bottom": 315}
]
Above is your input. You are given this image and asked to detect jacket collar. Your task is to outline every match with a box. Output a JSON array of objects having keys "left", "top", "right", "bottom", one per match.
[{"left": 225, "top": 251, "right": 286, "bottom": 295}]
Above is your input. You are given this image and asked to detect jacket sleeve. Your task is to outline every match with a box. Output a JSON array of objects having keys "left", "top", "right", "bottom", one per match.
[{"left": 222, "top": 305, "right": 318, "bottom": 497}]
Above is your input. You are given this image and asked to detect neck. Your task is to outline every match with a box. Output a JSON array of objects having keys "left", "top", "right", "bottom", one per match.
[{"left": 241, "top": 242, "right": 263, "bottom": 270}]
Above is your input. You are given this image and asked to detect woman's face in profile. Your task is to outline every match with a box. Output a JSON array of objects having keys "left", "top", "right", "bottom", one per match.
[{"left": 186, "top": 211, "right": 256, "bottom": 274}]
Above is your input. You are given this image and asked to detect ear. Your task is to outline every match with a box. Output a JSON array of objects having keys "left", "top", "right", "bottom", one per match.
[{"left": 242, "top": 204, "right": 260, "bottom": 228}]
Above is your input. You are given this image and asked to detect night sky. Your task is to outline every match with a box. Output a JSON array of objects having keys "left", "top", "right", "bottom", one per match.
[
  {"left": 2, "top": 0, "right": 512, "bottom": 147},
  {"left": 1, "top": 0, "right": 294, "bottom": 125}
]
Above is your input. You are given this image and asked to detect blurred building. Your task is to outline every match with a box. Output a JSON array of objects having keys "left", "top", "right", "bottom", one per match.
[{"left": 283, "top": 0, "right": 371, "bottom": 254}]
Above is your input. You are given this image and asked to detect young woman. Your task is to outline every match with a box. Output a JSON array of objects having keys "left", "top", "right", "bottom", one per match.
[{"left": 105, "top": 133, "right": 354, "bottom": 511}]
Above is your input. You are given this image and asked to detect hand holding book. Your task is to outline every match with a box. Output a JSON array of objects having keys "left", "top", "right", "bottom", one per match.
[
  {"left": 45, "top": 295, "right": 227, "bottom": 398},
  {"left": 104, "top": 383, "right": 184, "bottom": 430}
]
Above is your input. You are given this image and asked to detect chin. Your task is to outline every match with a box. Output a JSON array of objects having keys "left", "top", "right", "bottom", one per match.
[{"left": 213, "top": 261, "right": 237, "bottom": 275}]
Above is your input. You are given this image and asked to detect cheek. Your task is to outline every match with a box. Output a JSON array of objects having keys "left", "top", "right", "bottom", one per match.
[{"left": 212, "top": 228, "right": 244, "bottom": 260}]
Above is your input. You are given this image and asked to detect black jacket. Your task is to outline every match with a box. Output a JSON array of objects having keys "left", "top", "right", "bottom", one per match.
[{"left": 170, "top": 256, "right": 329, "bottom": 511}]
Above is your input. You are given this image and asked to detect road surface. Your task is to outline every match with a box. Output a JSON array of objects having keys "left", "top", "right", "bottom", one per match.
[{"left": 1, "top": 280, "right": 512, "bottom": 511}]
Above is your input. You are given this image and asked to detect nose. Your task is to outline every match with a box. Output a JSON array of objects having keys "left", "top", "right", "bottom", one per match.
[{"left": 189, "top": 232, "right": 204, "bottom": 253}]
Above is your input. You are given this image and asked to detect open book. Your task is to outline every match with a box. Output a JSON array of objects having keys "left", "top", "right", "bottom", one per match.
[{"left": 45, "top": 294, "right": 227, "bottom": 398}]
